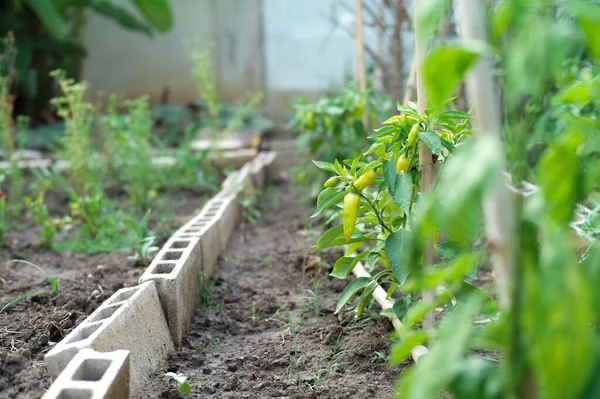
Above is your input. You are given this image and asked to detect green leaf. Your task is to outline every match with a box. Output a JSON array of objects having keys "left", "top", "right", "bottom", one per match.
[
  {"left": 416, "top": 0, "right": 451, "bottom": 41},
  {"left": 383, "top": 159, "right": 397, "bottom": 194},
  {"left": 435, "top": 241, "right": 468, "bottom": 261},
  {"left": 312, "top": 160, "right": 337, "bottom": 173},
  {"left": 418, "top": 131, "right": 443, "bottom": 156},
  {"left": 537, "top": 131, "right": 584, "bottom": 225},
  {"left": 386, "top": 230, "right": 411, "bottom": 284},
  {"left": 24, "top": 0, "right": 67, "bottom": 39},
  {"left": 356, "top": 281, "right": 377, "bottom": 316},
  {"left": 389, "top": 331, "right": 428, "bottom": 365},
  {"left": 314, "top": 224, "right": 344, "bottom": 251},
  {"left": 505, "top": 17, "right": 578, "bottom": 105},
  {"left": 92, "top": 1, "right": 153, "bottom": 36},
  {"left": 131, "top": 0, "right": 174, "bottom": 32},
  {"left": 423, "top": 46, "right": 479, "bottom": 108},
  {"left": 437, "top": 110, "right": 470, "bottom": 121},
  {"left": 434, "top": 136, "right": 501, "bottom": 243},
  {"left": 567, "top": 2, "right": 600, "bottom": 59},
  {"left": 330, "top": 252, "right": 369, "bottom": 279},
  {"left": 397, "top": 299, "right": 481, "bottom": 398},
  {"left": 454, "top": 281, "right": 497, "bottom": 316},
  {"left": 335, "top": 277, "right": 371, "bottom": 314},
  {"left": 312, "top": 189, "right": 345, "bottom": 218},
  {"left": 391, "top": 173, "right": 413, "bottom": 215}
]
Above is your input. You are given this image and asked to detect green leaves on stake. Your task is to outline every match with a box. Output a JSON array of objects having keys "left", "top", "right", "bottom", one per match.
[{"left": 335, "top": 277, "right": 371, "bottom": 314}]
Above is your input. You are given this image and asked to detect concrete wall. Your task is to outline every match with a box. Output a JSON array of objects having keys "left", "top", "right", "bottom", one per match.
[{"left": 82, "top": 0, "right": 379, "bottom": 121}]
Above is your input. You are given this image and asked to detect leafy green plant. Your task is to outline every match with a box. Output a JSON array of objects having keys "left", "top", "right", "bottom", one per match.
[
  {"left": 24, "top": 192, "right": 71, "bottom": 249},
  {"left": 311, "top": 101, "right": 475, "bottom": 321},
  {"left": 0, "top": 0, "right": 174, "bottom": 118},
  {"left": 185, "top": 40, "right": 264, "bottom": 141},
  {"left": 50, "top": 69, "right": 98, "bottom": 197},
  {"left": 123, "top": 209, "right": 157, "bottom": 265},
  {"left": 164, "top": 372, "right": 191, "bottom": 396},
  {"left": 69, "top": 192, "right": 105, "bottom": 237},
  {"left": 304, "top": 1, "right": 600, "bottom": 398},
  {"left": 0, "top": 260, "right": 59, "bottom": 314},
  {"left": 292, "top": 83, "right": 393, "bottom": 198},
  {"left": 102, "top": 95, "right": 156, "bottom": 209}
]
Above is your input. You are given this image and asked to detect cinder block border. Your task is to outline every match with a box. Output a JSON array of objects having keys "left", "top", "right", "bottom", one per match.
[
  {"left": 45, "top": 281, "right": 174, "bottom": 393},
  {"left": 43, "top": 154, "right": 277, "bottom": 398},
  {"left": 42, "top": 349, "right": 130, "bottom": 399}
]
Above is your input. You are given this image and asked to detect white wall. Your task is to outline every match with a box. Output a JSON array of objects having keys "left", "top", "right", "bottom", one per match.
[{"left": 82, "top": 0, "right": 385, "bottom": 120}]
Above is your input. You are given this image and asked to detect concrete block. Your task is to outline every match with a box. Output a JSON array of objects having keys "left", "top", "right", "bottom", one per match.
[
  {"left": 45, "top": 282, "right": 174, "bottom": 393},
  {"left": 139, "top": 236, "right": 202, "bottom": 346},
  {"left": 221, "top": 161, "right": 255, "bottom": 196},
  {"left": 173, "top": 213, "right": 222, "bottom": 277},
  {"left": 257, "top": 151, "right": 279, "bottom": 184},
  {"left": 210, "top": 192, "right": 242, "bottom": 252},
  {"left": 249, "top": 155, "right": 266, "bottom": 190},
  {"left": 191, "top": 136, "right": 248, "bottom": 152},
  {"left": 42, "top": 349, "right": 130, "bottom": 399},
  {"left": 212, "top": 148, "right": 258, "bottom": 168}
]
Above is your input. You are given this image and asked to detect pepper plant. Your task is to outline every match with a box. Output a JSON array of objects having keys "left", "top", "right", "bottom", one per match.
[{"left": 312, "top": 100, "right": 482, "bottom": 319}]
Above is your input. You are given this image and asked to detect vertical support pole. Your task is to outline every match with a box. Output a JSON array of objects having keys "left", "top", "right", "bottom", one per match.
[
  {"left": 453, "top": 0, "right": 514, "bottom": 309},
  {"left": 413, "top": 0, "right": 436, "bottom": 330},
  {"left": 355, "top": 0, "right": 369, "bottom": 131},
  {"left": 402, "top": 54, "right": 417, "bottom": 106}
]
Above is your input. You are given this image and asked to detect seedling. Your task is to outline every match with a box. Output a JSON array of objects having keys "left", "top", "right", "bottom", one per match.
[
  {"left": 250, "top": 302, "right": 262, "bottom": 323},
  {"left": 199, "top": 271, "right": 211, "bottom": 308},
  {"left": 0, "top": 260, "right": 60, "bottom": 314},
  {"left": 299, "top": 279, "right": 325, "bottom": 329},
  {"left": 315, "top": 332, "right": 354, "bottom": 382},
  {"left": 123, "top": 209, "right": 158, "bottom": 265},
  {"left": 164, "top": 372, "right": 191, "bottom": 396}
]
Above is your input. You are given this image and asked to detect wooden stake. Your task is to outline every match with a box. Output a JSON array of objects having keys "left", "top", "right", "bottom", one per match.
[
  {"left": 355, "top": 0, "right": 369, "bottom": 131},
  {"left": 413, "top": 0, "right": 436, "bottom": 330},
  {"left": 402, "top": 54, "right": 417, "bottom": 106},
  {"left": 453, "top": 0, "right": 514, "bottom": 308}
]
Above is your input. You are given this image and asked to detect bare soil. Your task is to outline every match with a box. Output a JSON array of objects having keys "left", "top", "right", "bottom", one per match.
[
  {"left": 138, "top": 184, "right": 404, "bottom": 399},
  {"left": 0, "top": 189, "right": 209, "bottom": 399}
]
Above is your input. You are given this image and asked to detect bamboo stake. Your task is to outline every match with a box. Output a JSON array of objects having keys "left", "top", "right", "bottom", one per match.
[
  {"left": 355, "top": 0, "right": 369, "bottom": 131},
  {"left": 402, "top": 54, "right": 417, "bottom": 106},
  {"left": 453, "top": 0, "right": 514, "bottom": 308},
  {"left": 413, "top": 0, "right": 436, "bottom": 330},
  {"left": 352, "top": 262, "right": 429, "bottom": 362}
]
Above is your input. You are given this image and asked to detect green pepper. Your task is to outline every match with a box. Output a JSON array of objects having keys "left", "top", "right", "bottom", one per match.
[
  {"left": 407, "top": 123, "right": 420, "bottom": 146},
  {"left": 396, "top": 155, "right": 410, "bottom": 174},
  {"left": 343, "top": 193, "right": 359, "bottom": 242},
  {"left": 323, "top": 176, "right": 339, "bottom": 188},
  {"left": 353, "top": 169, "right": 377, "bottom": 191}
]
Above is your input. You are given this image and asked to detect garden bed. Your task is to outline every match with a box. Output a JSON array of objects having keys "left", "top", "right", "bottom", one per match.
[
  {"left": 138, "top": 182, "right": 402, "bottom": 399},
  {"left": 0, "top": 187, "right": 212, "bottom": 398}
]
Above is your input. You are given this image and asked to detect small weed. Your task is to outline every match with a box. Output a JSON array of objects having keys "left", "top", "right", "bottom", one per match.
[
  {"left": 24, "top": 193, "right": 71, "bottom": 249},
  {"left": 199, "top": 271, "right": 211, "bottom": 308},
  {"left": 207, "top": 332, "right": 220, "bottom": 346},
  {"left": 164, "top": 372, "right": 191, "bottom": 396},
  {"left": 250, "top": 302, "right": 262, "bottom": 323},
  {"left": 370, "top": 351, "right": 389, "bottom": 363},
  {"left": 237, "top": 185, "right": 261, "bottom": 224},
  {"left": 314, "top": 332, "right": 354, "bottom": 383},
  {"left": 287, "top": 335, "right": 304, "bottom": 384},
  {"left": 0, "top": 191, "right": 6, "bottom": 245},
  {"left": 0, "top": 260, "right": 60, "bottom": 314},
  {"left": 300, "top": 279, "right": 324, "bottom": 329}
]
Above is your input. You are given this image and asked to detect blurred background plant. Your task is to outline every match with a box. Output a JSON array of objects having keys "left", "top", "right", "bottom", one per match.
[{"left": 0, "top": 0, "right": 174, "bottom": 121}]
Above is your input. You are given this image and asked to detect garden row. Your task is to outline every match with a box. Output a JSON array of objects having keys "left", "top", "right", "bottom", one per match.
[{"left": 41, "top": 151, "right": 277, "bottom": 399}]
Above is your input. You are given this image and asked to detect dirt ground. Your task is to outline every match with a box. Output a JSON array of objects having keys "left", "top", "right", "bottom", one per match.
[
  {"left": 138, "top": 184, "right": 405, "bottom": 399},
  {"left": 0, "top": 189, "right": 209, "bottom": 399}
]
